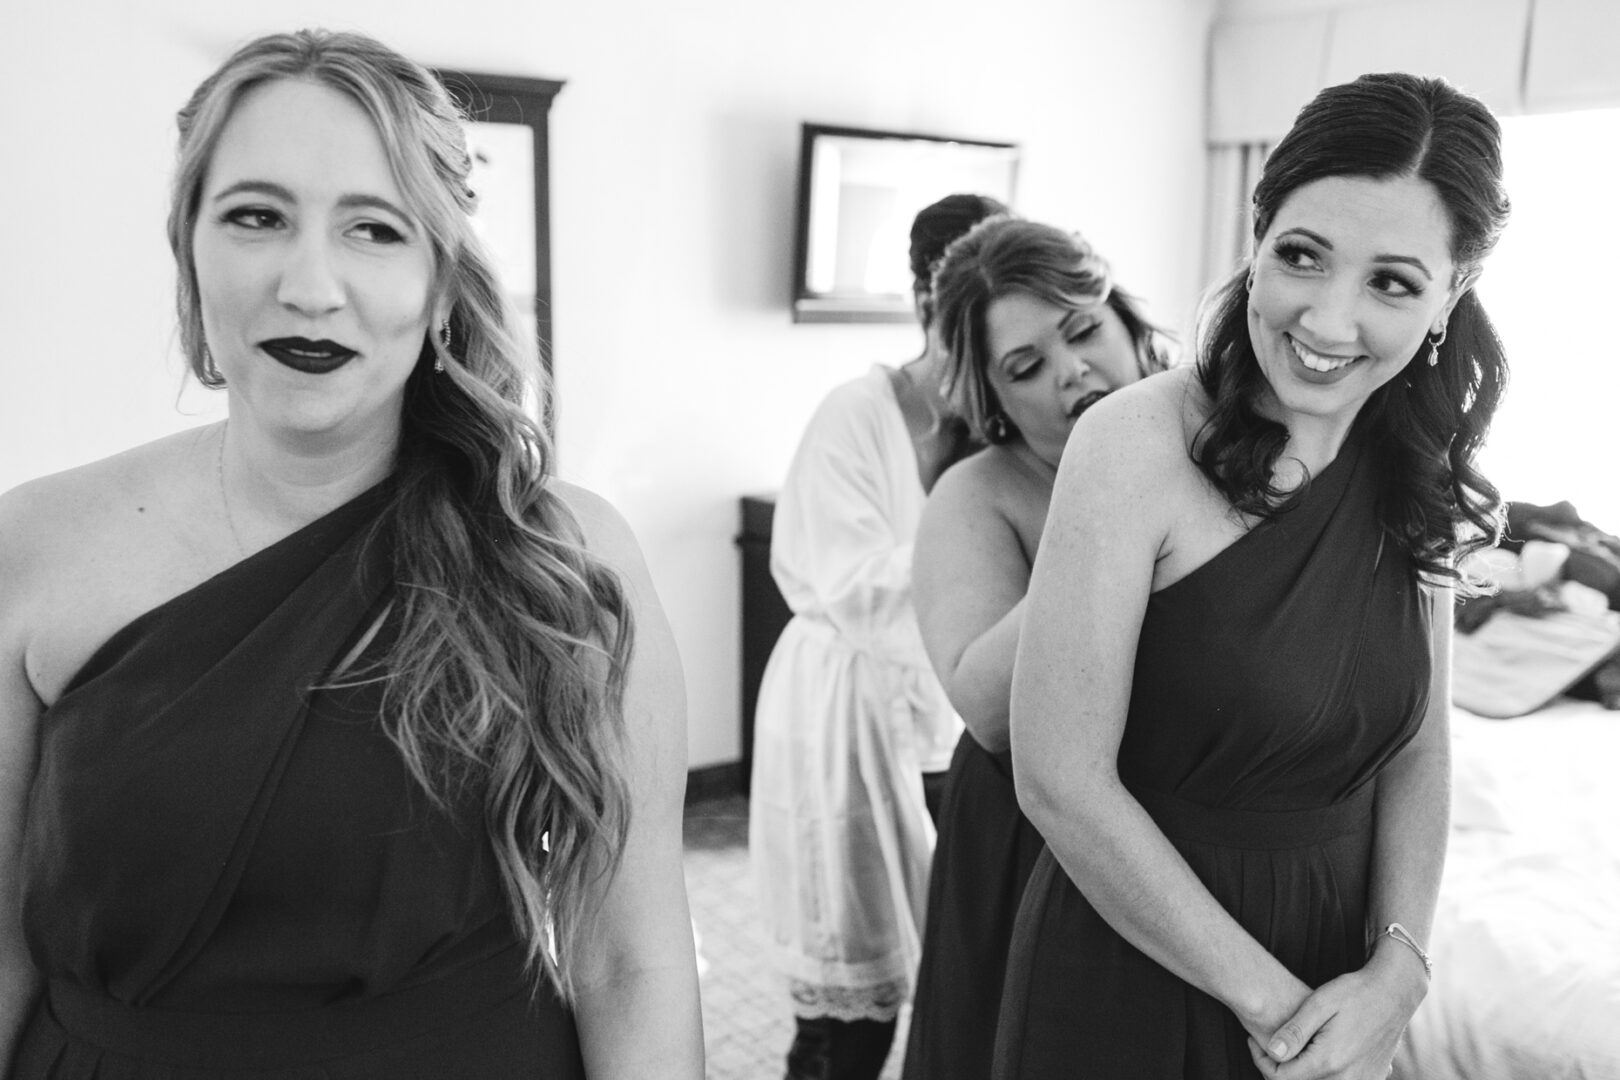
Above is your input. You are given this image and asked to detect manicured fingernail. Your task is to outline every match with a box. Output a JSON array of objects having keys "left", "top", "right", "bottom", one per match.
[{"left": 1269, "top": 1040, "right": 1287, "bottom": 1057}]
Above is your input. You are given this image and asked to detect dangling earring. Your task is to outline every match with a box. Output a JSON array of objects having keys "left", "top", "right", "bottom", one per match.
[
  {"left": 986, "top": 413, "right": 1010, "bottom": 442},
  {"left": 435, "top": 319, "right": 451, "bottom": 374},
  {"left": 1426, "top": 326, "right": 1447, "bottom": 368}
]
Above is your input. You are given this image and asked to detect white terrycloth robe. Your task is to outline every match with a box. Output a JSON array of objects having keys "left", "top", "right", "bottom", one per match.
[{"left": 749, "top": 365, "right": 963, "bottom": 1022}]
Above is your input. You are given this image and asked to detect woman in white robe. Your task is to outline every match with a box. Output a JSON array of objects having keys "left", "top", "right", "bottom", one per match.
[{"left": 749, "top": 194, "right": 1004, "bottom": 1080}]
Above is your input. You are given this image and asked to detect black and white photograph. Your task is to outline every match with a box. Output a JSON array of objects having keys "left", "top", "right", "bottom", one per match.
[{"left": 1, "top": 1, "right": 1617, "bottom": 1078}]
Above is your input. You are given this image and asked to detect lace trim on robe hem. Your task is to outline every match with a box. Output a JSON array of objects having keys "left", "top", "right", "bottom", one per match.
[{"left": 788, "top": 977, "right": 908, "bottom": 1022}]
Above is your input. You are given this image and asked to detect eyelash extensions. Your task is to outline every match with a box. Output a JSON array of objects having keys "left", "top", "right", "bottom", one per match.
[{"left": 1272, "top": 239, "right": 1424, "bottom": 298}]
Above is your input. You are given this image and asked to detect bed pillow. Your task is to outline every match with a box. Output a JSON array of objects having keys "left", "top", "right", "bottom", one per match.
[{"left": 1452, "top": 592, "right": 1620, "bottom": 718}]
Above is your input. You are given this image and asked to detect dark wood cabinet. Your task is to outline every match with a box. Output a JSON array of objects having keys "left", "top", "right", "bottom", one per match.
[{"left": 736, "top": 495, "right": 793, "bottom": 795}]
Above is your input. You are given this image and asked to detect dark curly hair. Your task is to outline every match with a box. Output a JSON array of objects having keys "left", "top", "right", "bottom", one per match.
[
  {"left": 1195, "top": 72, "right": 1511, "bottom": 586},
  {"left": 908, "top": 193, "right": 1009, "bottom": 328}
]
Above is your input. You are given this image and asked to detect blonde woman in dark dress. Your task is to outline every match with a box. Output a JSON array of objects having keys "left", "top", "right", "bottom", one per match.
[
  {"left": 903, "top": 217, "right": 1168, "bottom": 1080},
  {"left": 0, "top": 29, "right": 701, "bottom": 1078}
]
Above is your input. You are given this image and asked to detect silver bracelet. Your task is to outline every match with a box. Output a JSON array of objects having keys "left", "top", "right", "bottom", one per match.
[{"left": 1378, "top": 922, "right": 1433, "bottom": 980}]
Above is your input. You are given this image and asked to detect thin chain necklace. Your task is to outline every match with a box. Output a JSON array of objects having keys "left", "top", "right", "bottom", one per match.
[{"left": 216, "top": 425, "right": 247, "bottom": 559}]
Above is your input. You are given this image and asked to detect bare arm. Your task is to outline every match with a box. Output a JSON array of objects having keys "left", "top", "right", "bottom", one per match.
[
  {"left": 913, "top": 461, "right": 1032, "bottom": 753},
  {"left": 1365, "top": 588, "right": 1452, "bottom": 968},
  {"left": 561, "top": 486, "right": 704, "bottom": 1080},
  {"left": 1010, "top": 392, "right": 1310, "bottom": 1037},
  {"left": 0, "top": 488, "right": 46, "bottom": 1068}
]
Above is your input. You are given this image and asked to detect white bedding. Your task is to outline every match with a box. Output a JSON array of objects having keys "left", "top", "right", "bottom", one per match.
[{"left": 1395, "top": 699, "right": 1620, "bottom": 1080}]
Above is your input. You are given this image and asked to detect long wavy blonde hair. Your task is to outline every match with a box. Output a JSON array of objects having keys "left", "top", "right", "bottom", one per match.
[{"left": 167, "top": 28, "right": 633, "bottom": 1002}]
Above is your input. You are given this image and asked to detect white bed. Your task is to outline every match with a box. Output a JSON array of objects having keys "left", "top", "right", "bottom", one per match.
[{"left": 1394, "top": 698, "right": 1620, "bottom": 1080}]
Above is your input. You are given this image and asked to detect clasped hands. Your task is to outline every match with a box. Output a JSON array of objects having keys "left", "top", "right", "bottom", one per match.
[{"left": 1241, "top": 946, "right": 1427, "bottom": 1080}]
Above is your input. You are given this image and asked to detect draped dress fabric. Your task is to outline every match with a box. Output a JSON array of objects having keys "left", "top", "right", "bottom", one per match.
[
  {"left": 993, "top": 435, "right": 1432, "bottom": 1079},
  {"left": 16, "top": 486, "right": 585, "bottom": 1079},
  {"left": 901, "top": 734, "right": 1044, "bottom": 1080},
  {"left": 748, "top": 366, "right": 963, "bottom": 1022}
]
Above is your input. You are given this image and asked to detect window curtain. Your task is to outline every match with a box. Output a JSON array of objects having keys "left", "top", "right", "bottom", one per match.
[{"left": 1201, "top": 141, "right": 1271, "bottom": 298}]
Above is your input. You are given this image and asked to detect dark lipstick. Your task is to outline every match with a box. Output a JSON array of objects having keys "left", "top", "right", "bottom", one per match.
[
  {"left": 260, "top": 337, "right": 358, "bottom": 375},
  {"left": 1069, "top": 389, "right": 1109, "bottom": 419}
]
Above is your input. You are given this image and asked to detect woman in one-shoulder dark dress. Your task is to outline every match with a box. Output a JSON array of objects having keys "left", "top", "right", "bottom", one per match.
[
  {"left": 15, "top": 489, "right": 587, "bottom": 1077},
  {"left": 0, "top": 28, "right": 700, "bottom": 1078},
  {"left": 995, "top": 74, "right": 1512, "bottom": 1080},
  {"left": 903, "top": 219, "right": 1168, "bottom": 1080},
  {"left": 997, "top": 431, "right": 1425, "bottom": 1077}
]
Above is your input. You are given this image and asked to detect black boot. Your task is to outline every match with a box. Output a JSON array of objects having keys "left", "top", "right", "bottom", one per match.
[{"left": 786, "top": 1014, "right": 897, "bottom": 1080}]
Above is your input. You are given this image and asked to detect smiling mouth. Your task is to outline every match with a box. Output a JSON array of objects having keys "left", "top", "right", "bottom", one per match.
[
  {"left": 1288, "top": 335, "right": 1358, "bottom": 373},
  {"left": 260, "top": 337, "right": 358, "bottom": 375}
]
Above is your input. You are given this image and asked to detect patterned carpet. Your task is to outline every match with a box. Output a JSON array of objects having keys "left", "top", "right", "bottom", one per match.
[{"left": 683, "top": 793, "right": 909, "bottom": 1079}]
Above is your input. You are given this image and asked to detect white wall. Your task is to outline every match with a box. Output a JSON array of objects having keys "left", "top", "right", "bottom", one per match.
[
  {"left": 1214, "top": 0, "right": 1620, "bottom": 124},
  {"left": 0, "top": 0, "right": 1214, "bottom": 768}
]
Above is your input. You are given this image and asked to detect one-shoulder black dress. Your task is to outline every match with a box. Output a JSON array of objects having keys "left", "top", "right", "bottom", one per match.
[
  {"left": 902, "top": 734, "right": 1043, "bottom": 1080},
  {"left": 993, "top": 436, "right": 1431, "bottom": 1079},
  {"left": 16, "top": 487, "right": 586, "bottom": 1078}
]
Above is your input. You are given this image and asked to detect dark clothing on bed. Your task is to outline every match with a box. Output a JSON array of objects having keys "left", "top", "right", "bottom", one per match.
[
  {"left": 902, "top": 734, "right": 1044, "bottom": 1080},
  {"left": 16, "top": 487, "right": 584, "bottom": 1078},
  {"left": 992, "top": 436, "right": 1431, "bottom": 1080}
]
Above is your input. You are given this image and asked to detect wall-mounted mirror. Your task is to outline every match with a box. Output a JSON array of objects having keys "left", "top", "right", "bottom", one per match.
[
  {"left": 791, "top": 123, "right": 1020, "bottom": 324},
  {"left": 433, "top": 69, "right": 563, "bottom": 425}
]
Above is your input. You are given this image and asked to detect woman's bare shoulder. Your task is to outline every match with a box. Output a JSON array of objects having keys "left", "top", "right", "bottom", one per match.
[
  {"left": 1101, "top": 364, "right": 1205, "bottom": 426},
  {"left": 931, "top": 446, "right": 1014, "bottom": 506},
  {"left": 0, "top": 429, "right": 216, "bottom": 605},
  {"left": 1039, "top": 368, "right": 1220, "bottom": 561},
  {"left": 550, "top": 480, "right": 625, "bottom": 545},
  {"left": 1068, "top": 366, "right": 1204, "bottom": 476},
  {"left": 931, "top": 445, "right": 1047, "bottom": 525},
  {"left": 546, "top": 480, "right": 684, "bottom": 706},
  {"left": 0, "top": 430, "right": 214, "bottom": 707},
  {"left": 3, "top": 433, "right": 203, "bottom": 555},
  {"left": 547, "top": 480, "right": 657, "bottom": 590}
]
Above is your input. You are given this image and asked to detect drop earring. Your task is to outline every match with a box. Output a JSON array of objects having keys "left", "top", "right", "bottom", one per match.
[
  {"left": 435, "top": 319, "right": 451, "bottom": 374},
  {"left": 1426, "top": 326, "right": 1447, "bottom": 368},
  {"left": 986, "top": 414, "right": 1010, "bottom": 442}
]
